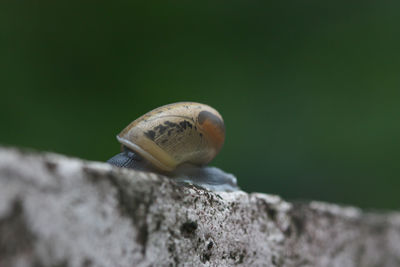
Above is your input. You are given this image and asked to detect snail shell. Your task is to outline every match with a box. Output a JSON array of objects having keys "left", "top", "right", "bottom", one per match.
[{"left": 116, "top": 102, "right": 225, "bottom": 172}]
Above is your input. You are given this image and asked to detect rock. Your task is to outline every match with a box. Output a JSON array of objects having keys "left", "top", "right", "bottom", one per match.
[{"left": 0, "top": 146, "right": 399, "bottom": 267}]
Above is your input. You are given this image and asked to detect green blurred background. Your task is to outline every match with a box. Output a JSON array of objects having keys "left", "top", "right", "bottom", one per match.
[{"left": 1, "top": 1, "right": 399, "bottom": 209}]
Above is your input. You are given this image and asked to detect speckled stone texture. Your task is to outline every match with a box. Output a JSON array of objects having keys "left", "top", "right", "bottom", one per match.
[{"left": 0, "top": 147, "right": 400, "bottom": 267}]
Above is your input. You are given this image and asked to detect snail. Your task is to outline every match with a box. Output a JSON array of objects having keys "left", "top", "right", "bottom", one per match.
[{"left": 107, "top": 102, "right": 238, "bottom": 191}]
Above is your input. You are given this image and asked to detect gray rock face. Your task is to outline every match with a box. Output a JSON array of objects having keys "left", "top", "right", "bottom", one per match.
[{"left": 0, "top": 147, "right": 399, "bottom": 267}]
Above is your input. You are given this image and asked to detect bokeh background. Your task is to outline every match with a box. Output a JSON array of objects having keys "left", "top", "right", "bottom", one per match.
[{"left": 1, "top": 1, "right": 399, "bottom": 209}]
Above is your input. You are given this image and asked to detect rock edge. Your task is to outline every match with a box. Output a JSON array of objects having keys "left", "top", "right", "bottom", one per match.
[{"left": 0, "top": 147, "right": 399, "bottom": 267}]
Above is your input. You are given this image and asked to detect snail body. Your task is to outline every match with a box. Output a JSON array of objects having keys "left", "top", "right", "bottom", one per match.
[{"left": 107, "top": 102, "right": 238, "bottom": 191}]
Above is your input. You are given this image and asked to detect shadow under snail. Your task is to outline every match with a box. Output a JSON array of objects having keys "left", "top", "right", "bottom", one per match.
[{"left": 107, "top": 102, "right": 239, "bottom": 191}]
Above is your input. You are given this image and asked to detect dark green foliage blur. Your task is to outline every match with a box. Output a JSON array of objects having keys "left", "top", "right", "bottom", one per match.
[{"left": 1, "top": 1, "right": 399, "bottom": 209}]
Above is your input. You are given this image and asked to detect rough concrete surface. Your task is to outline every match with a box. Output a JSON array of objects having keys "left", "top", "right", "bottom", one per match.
[{"left": 0, "top": 146, "right": 399, "bottom": 267}]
